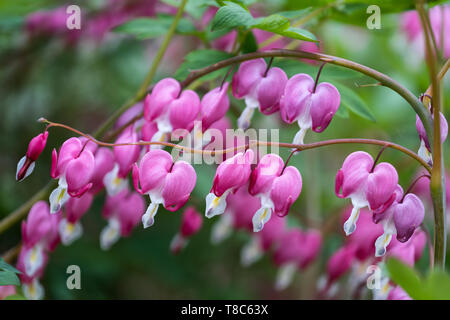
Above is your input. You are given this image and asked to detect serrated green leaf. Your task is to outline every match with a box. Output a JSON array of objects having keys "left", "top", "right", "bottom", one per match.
[
  {"left": 0, "top": 258, "right": 21, "bottom": 274},
  {"left": 0, "top": 271, "right": 20, "bottom": 286},
  {"left": 211, "top": 2, "right": 254, "bottom": 31},
  {"left": 251, "top": 14, "right": 289, "bottom": 32},
  {"left": 386, "top": 258, "right": 430, "bottom": 300},
  {"left": 277, "top": 27, "right": 317, "bottom": 42},
  {"left": 334, "top": 84, "right": 376, "bottom": 122}
]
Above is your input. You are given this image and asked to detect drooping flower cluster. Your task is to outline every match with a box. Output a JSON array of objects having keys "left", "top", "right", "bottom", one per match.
[
  {"left": 17, "top": 201, "right": 60, "bottom": 300},
  {"left": 319, "top": 208, "right": 426, "bottom": 300}
]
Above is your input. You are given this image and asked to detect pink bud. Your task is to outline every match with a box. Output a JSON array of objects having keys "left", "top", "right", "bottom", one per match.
[
  {"left": 90, "top": 147, "right": 115, "bottom": 194},
  {"left": 144, "top": 78, "right": 180, "bottom": 122},
  {"left": 201, "top": 83, "right": 230, "bottom": 130},
  {"left": 26, "top": 131, "right": 48, "bottom": 161},
  {"left": 141, "top": 121, "right": 158, "bottom": 142},
  {"left": 232, "top": 59, "right": 266, "bottom": 99},
  {"left": 65, "top": 192, "right": 94, "bottom": 224},
  {"left": 180, "top": 207, "right": 203, "bottom": 238},
  {"left": 114, "top": 126, "right": 140, "bottom": 178},
  {"left": 270, "top": 166, "right": 302, "bottom": 217},
  {"left": 16, "top": 131, "right": 48, "bottom": 181},
  {"left": 393, "top": 193, "right": 425, "bottom": 243},
  {"left": 211, "top": 150, "right": 254, "bottom": 197},
  {"left": 249, "top": 153, "right": 284, "bottom": 196}
]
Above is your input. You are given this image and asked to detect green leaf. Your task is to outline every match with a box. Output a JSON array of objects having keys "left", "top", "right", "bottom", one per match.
[
  {"left": 240, "top": 31, "right": 258, "bottom": 54},
  {"left": 277, "top": 8, "right": 314, "bottom": 19},
  {"left": 424, "top": 271, "right": 450, "bottom": 300},
  {"left": 251, "top": 14, "right": 290, "bottom": 32},
  {"left": 0, "top": 258, "right": 21, "bottom": 274},
  {"left": 0, "top": 271, "right": 20, "bottom": 286},
  {"left": 174, "top": 49, "right": 233, "bottom": 81},
  {"left": 277, "top": 27, "right": 317, "bottom": 42},
  {"left": 335, "top": 103, "right": 350, "bottom": 118},
  {"left": 386, "top": 258, "right": 429, "bottom": 300},
  {"left": 211, "top": 2, "right": 254, "bottom": 31},
  {"left": 334, "top": 84, "right": 376, "bottom": 122}
]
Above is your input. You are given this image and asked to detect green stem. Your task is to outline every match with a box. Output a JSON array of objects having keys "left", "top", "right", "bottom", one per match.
[
  {"left": 93, "top": 0, "right": 189, "bottom": 139},
  {"left": 417, "top": 1, "right": 446, "bottom": 269}
]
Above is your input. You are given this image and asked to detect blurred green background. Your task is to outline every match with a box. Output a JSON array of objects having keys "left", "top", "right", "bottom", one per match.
[{"left": 0, "top": 0, "right": 448, "bottom": 299}]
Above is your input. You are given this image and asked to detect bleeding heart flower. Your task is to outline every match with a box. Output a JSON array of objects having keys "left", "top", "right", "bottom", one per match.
[
  {"left": 59, "top": 192, "right": 93, "bottom": 246},
  {"left": 90, "top": 147, "right": 115, "bottom": 194},
  {"left": 280, "top": 73, "right": 340, "bottom": 145},
  {"left": 232, "top": 58, "right": 287, "bottom": 129},
  {"left": 335, "top": 151, "right": 398, "bottom": 236},
  {"left": 249, "top": 154, "right": 302, "bottom": 232},
  {"left": 132, "top": 149, "right": 197, "bottom": 228},
  {"left": 100, "top": 190, "right": 145, "bottom": 250},
  {"left": 205, "top": 150, "right": 254, "bottom": 219},
  {"left": 49, "top": 137, "right": 95, "bottom": 213},
  {"left": 16, "top": 131, "right": 48, "bottom": 182}
]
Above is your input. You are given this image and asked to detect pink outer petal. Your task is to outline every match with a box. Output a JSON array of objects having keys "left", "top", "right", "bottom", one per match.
[
  {"left": 256, "top": 67, "right": 288, "bottom": 115},
  {"left": 336, "top": 151, "right": 373, "bottom": 198},
  {"left": 212, "top": 150, "right": 254, "bottom": 197},
  {"left": 273, "top": 229, "right": 303, "bottom": 266},
  {"left": 298, "top": 230, "right": 322, "bottom": 269},
  {"left": 279, "top": 73, "right": 314, "bottom": 124},
  {"left": 201, "top": 82, "right": 230, "bottom": 130},
  {"left": 141, "top": 121, "right": 158, "bottom": 142},
  {"left": 169, "top": 89, "right": 201, "bottom": 131},
  {"left": 102, "top": 189, "right": 128, "bottom": 219},
  {"left": 144, "top": 78, "right": 180, "bottom": 122},
  {"left": 65, "top": 192, "right": 94, "bottom": 223},
  {"left": 231, "top": 58, "right": 266, "bottom": 99},
  {"left": 135, "top": 149, "right": 173, "bottom": 194},
  {"left": 118, "top": 192, "right": 145, "bottom": 237},
  {"left": 270, "top": 166, "right": 302, "bottom": 217},
  {"left": 227, "top": 185, "right": 260, "bottom": 232},
  {"left": 393, "top": 193, "right": 425, "bottom": 243},
  {"left": 52, "top": 137, "right": 83, "bottom": 178},
  {"left": 26, "top": 131, "right": 48, "bottom": 161},
  {"left": 310, "top": 82, "right": 340, "bottom": 133},
  {"left": 162, "top": 161, "right": 197, "bottom": 211},
  {"left": 65, "top": 150, "right": 95, "bottom": 197},
  {"left": 249, "top": 153, "right": 284, "bottom": 196},
  {"left": 366, "top": 162, "right": 399, "bottom": 211},
  {"left": 23, "top": 201, "right": 52, "bottom": 248}
]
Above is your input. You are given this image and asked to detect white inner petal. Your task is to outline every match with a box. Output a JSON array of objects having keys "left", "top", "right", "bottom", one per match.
[
  {"left": 275, "top": 262, "right": 298, "bottom": 291},
  {"left": 23, "top": 278, "right": 44, "bottom": 300},
  {"left": 205, "top": 191, "right": 230, "bottom": 219},
  {"left": 103, "top": 164, "right": 128, "bottom": 196},
  {"left": 211, "top": 211, "right": 234, "bottom": 245},
  {"left": 59, "top": 218, "right": 83, "bottom": 246},
  {"left": 142, "top": 202, "right": 159, "bottom": 228}
]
